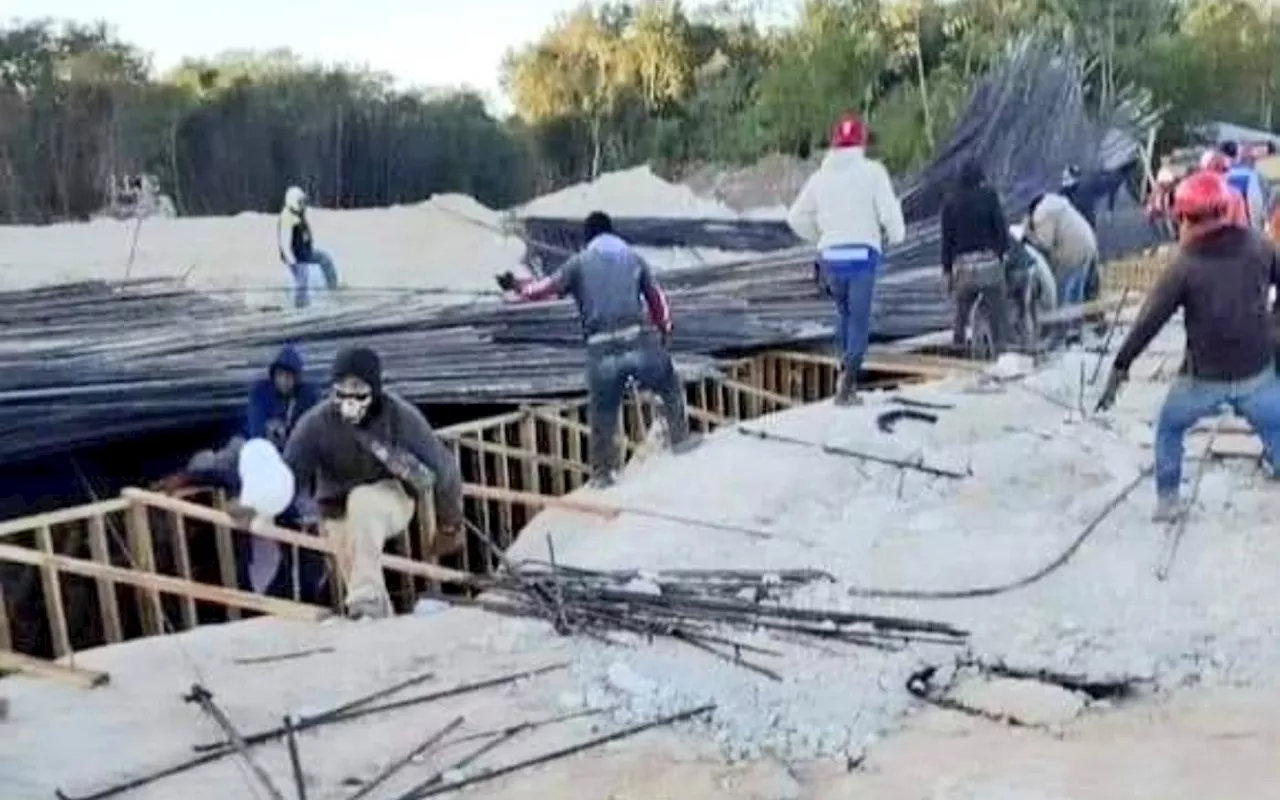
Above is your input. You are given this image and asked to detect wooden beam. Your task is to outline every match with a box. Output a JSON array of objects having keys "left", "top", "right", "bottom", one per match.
[
  {"left": 35, "top": 526, "right": 72, "bottom": 659},
  {"left": 0, "top": 498, "right": 130, "bottom": 539},
  {"left": 122, "top": 489, "right": 476, "bottom": 587},
  {"left": 438, "top": 409, "right": 527, "bottom": 438},
  {"left": 86, "top": 515, "right": 123, "bottom": 644},
  {"left": 0, "top": 541, "right": 327, "bottom": 622},
  {"left": 461, "top": 484, "right": 620, "bottom": 519},
  {"left": 714, "top": 377, "right": 797, "bottom": 410},
  {"left": 0, "top": 650, "right": 109, "bottom": 689}
]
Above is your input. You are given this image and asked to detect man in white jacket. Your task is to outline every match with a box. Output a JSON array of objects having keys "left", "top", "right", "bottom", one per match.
[{"left": 787, "top": 113, "right": 906, "bottom": 405}]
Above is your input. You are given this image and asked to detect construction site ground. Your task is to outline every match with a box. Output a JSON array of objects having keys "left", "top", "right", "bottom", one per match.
[{"left": 5, "top": 314, "right": 1280, "bottom": 800}]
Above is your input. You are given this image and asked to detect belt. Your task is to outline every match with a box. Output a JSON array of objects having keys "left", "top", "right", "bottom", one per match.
[{"left": 586, "top": 325, "right": 643, "bottom": 345}]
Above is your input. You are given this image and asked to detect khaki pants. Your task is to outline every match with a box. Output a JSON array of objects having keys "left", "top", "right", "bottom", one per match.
[{"left": 322, "top": 480, "right": 415, "bottom": 618}]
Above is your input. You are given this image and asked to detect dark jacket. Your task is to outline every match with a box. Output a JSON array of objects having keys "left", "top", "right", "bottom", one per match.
[
  {"left": 283, "top": 390, "right": 463, "bottom": 525},
  {"left": 246, "top": 346, "right": 320, "bottom": 448},
  {"left": 1114, "top": 226, "right": 1280, "bottom": 381},
  {"left": 940, "top": 163, "right": 1009, "bottom": 274},
  {"left": 278, "top": 208, "right": 314, "bottom": 265},
  {"left": 516, "top": 233, "right": 672, "bottom": 338}
]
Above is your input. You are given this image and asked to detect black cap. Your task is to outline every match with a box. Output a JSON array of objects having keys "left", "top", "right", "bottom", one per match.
[
  {"left": 331, "top": 346, "right": 382, "bottom": 395},
  {"left": 584, "top": 211, "right": 613, "bottom": 242}
]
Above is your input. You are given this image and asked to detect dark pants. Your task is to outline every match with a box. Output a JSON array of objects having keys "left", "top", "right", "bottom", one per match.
[
  {"left": 586, "top": 332, "right": 689, "bottom": 479},
  {"left": 951, "top": 254, "right": 1009, "bottom": 354}
]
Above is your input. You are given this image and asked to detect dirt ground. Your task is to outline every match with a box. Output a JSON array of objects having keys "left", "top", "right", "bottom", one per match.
[{"left": 461, "top": 685, "right": 1280, "bottom": 800}]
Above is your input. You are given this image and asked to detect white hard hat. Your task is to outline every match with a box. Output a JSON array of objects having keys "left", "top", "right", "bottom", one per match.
[
  {"left": 1156, "top": 166, "right": 1175, "bottom": 185},
  {"left": 284, "top": 186, "right": 307, "bottom": 212}
]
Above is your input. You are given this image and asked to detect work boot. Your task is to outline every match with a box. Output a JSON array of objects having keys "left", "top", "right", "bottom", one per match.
[
  {"left": 1152, "top": 494, "right": 1186, "bottom": 523},
  {"left": 833, "top": 369, "right": 861, "bottom": 407}
]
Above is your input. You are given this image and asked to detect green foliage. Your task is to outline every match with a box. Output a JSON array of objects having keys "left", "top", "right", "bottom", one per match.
[
  {"left": 0, "top": 20, "right": 532, "bottom": 222},
  {"left": 6, "top": 0, "right": 1280, "bottom": 224}
]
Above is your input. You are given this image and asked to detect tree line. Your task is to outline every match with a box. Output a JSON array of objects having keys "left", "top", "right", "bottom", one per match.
[{"left": 2, "top": 1, "right": 1279, "bottom": 224}]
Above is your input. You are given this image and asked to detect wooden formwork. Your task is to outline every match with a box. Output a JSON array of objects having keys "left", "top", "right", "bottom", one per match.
[
  {"left": 0, "top": 349, "right": 964, "bottom": 676},
  {"left": 1103, "top": 248, "right": 1171, "bottom": 295}
]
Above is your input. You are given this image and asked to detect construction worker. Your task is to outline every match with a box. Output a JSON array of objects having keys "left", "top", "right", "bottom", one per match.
[
  {"left": 940, "top": 160, "right": 1011, "bottom": 354},
  {"left": 278, "top": 186, "right": 340, "bottom": 309},
  {"left": 261, "top": 346, "right": 465, "bottom": 619},
  {"left": 1218, "top": 142, "right": 1267, "bottom": 231},
  {"left": 246, "top": 345, "right": 320, "bottom": 450},
  {"left": 1025, "top": 189, "right": 1099, "bottom": 341},
  {"left": 1196, "top": 152, "right": 1248, "bottom": 231},
  {"left": 787, "top": 112, "right": 906, "bottom": 405},
  {"left": 495, "top": 211, "right": 695, "bottom": 487},
  {"left": 1097, "top": 171, "right": 1280, "bottom": 521},
  {"left": 1005, "top": 223, "right": 1058, "bottom": 350}
]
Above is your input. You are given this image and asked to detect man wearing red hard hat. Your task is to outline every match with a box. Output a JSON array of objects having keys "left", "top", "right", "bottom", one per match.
[
  {"left": 1097, "top": 169, "right": 1280, "bottom": 522},
  {"left": 787, "top": 112, "right": 906, "bottom": 406}
]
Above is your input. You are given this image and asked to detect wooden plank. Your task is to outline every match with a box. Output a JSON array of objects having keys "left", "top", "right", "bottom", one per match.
[
  {"left": 715, "top": 377, "right": 796, "bottom": 411},
  {"left": 438, "top": 409, "right": 527, "bottom": 438},
  {"left": 687, "top": 405, "right": 729, "bottom": 427},
  {"left": 461, "top": 484, "right": 621, "bottom": 519},
  {"left": 0, "top": 498, "right": 130, "bottom": 539},
  {"left": 0, "top": 581, "right": 11, "bottom": 652},
  {"left": 519, "top": 412, "right": 541, "bottom": 495},
  {"left": 122, "top": 489, "right": 475, "bottom": 586},
  {"left": 0, "top": 541, "right": 327, "bottom": 623},
  {"left": 211, "top": 491, "right": 241, "bottom": 621},
  {"left": 170, "top": 512, "right": 198, "bottom": 629},
  {"left": 125, "top": 503, "right": 163, "bottom": 636},
  {"left": 415, "top": 491, "right": 439, "bottom": 594},
  {"left": 0, "top": 650, "right": 109, "bottom": 689},
  {"left": 530, "top": 409, "right": 637, "bottom": 455},
  {"left": 36, "top": 526, "right": 73, "bottom": 659},
  {"left": 495, "top": 425, "right": 515, "bottom": 545},
  {"left": 85, "top": 515, "right": 123, "bottom": 644}
]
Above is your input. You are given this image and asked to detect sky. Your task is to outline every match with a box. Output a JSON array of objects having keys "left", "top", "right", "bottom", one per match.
[{"left": 8, "top": 0, "right": 778, "bottom": 110}]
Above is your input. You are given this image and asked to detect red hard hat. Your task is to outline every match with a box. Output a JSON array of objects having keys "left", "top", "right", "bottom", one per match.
[
  {"left": 1173, "top": 170, "right": 1232, "bottom": 220},
  {"left": 831, "top": 113, "right": 867, "bottom": 148}
]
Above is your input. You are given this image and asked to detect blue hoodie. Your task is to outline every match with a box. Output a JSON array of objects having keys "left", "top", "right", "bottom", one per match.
[{"left": 245, "top": 345, "right": 320, "bottom": 447}]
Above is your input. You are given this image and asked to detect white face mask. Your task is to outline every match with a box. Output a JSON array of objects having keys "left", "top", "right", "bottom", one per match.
[{"left": 332, "top": 378, "right": 373, "bottom": 423}]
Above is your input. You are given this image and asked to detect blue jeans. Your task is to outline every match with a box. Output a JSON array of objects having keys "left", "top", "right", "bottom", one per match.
[
  {"left": 585, "top": 332, "right": 688, "bottom": 478},
  {"left": 824, "top": 267, "right": 877, "bottom": 372},
  {"left": 1058, "top": 263, "right": 1089, "bottom": 307},
  {"left": 290, "top": 249, "right": 339, "bottom": 308},
  {"left": 1155, "top": 369, "right": 1280, "bottom": 495}
]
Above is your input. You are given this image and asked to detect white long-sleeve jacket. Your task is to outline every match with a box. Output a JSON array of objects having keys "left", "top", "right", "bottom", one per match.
[{"left": 786, "top": 147, "right": 906, "bottom": 253}]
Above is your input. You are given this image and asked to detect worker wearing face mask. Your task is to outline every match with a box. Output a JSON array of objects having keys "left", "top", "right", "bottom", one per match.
[{"left": 277, "top": 346, "right": 464, "bottom": 619}]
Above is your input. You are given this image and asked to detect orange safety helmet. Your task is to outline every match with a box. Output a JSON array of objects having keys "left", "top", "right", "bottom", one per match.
[
  {"left": 1174, "top": 171, "right": 1238, "bottom": 243},
  {"left": 1174, "top": 171, "right": 1232, "bottom": 219},
  {"left": 830, "top": 113, "right": 867, "bottom": 149}
]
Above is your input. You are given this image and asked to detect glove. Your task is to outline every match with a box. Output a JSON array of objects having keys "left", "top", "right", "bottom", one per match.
[
  {"left": 660, "top": 325, "right": 673, "bottom": 349},
  {"left": 495, "top": 272, "right": 518, "bottom": 293},
  {"left": 943, "top": 269, "right": 955, "bottom": 296},
  {"left": 1095, "top": 367, "right": 1128, "bottom": 413},
  {"left": 151, "top": 471, "right": 191, "bottom": 494},
  {"left": 226, "top": 499, "right": 255, "bottom": 529}
]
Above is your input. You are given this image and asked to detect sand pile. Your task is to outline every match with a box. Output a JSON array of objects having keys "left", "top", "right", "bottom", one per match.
[
  {"left": 0, "top": 165, "right": 773, "bottom": 295},
  {"left": 681, "top": 154, "right": 819, "bottom": 214},
  {"left": 0, "top": 194, "right": 528, "bottom": 300},
  {"left": 519, "top": 165, "right": 739, "bottom": 219}
]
